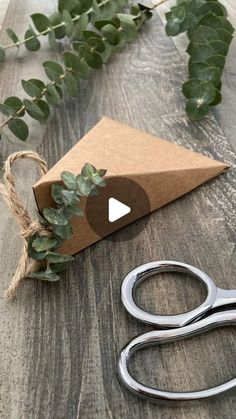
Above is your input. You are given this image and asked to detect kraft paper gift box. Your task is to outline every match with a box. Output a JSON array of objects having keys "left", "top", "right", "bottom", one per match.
[{"left": 33, "top": 117, "right": 228, "bottom": 255}]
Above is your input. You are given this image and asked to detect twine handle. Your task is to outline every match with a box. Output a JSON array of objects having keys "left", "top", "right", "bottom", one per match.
[{"left": 0, "top": 151, "right": 48, "bottom": 299}]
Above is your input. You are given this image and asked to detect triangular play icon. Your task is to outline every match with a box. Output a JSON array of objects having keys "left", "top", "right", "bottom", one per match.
[
  {"left": 33, "top": 117, "right": 228, "bottom": 255},
  {"left": 108, "top": 198, "right": 131, "bottom": 222}
]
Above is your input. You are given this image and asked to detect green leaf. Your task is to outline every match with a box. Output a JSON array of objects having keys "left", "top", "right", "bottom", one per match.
[
  {"left": 64, "top": 204, "right": 83, "bottom": 217},
  {"left": 45, "top": 84, "right": 61, "bottom": 105},
  {"left": 61, "top": 189, "right": 76, "bottom": 205},
  {"left": 51, "top": 183, "right": 65, "bottom": 205},
  {"left": 43, "top": 208, "right": 69, "bottom": 225},
  {"left": 186, "top": 98, "right": 209, "bottom": 121},
  {"left": 182, "top": 79, "right": 216, "bottom": 104},
  {"left": 198, "top": 13, "right": 234, "bottom": 35},
  {"left": 36, "top": 100, "right": 50, "bottom": 122},
  {"left": 92, "top": 173, "right": 106, "bottom": 186},
  {"left": 32, "top": 236, "right": 59, "bottom": 252},
  {"left": 216, "top": 28, "right": 233, "bottom": 45},
  {"left": 48, "top": 30, "right": 57, "bottom": 48},
  {"left": 22, "top": 79, "right": 42, "bottom": 97},
  {"left": 49, "top": 12, "right": 65, "bottom": 39},
  {"left": 94, "top": 19, "right": 118, "bottom": 31},
  {"left": 4, "top": 97, "right": 23, "bottom": 114},
  {"left": 61, "top": 171, "right": 78, "bottom": 190},
  {"left": 81, "top": 163, "right": 95, "bottom": 178},
  {"left": 31, "top": 13, "right": 50, "bottom": 34},
  {"left": 63, "top": 72, "right": 78, "bottom": 96},
  {"left": 58, "top": 0, "right": 78, "bottom": 13},
  {"left": 117, "top": 13, "right": 138, "bottom": 42},
  {"left": 72, "top": 13, "right": 89, "bottom": 40},
  {"left": 6, "top": 28, "right": 19, "bottom": 46},
  {"left": 191, "top": 25, "right": 219, "bottom": 45},
  {"left": 196, "top": 2, "right": 227, "bottom": 18},
  {"left": 84, "top": 48, "right": 103, "bottom": 69},
  {"left": 8, "top": 118, "right": 29, "bottom": 141},
  {"left": 198, "top": 66, "right": 221, "bottom": 87},
  {"left": 210, "top": 88, "right": 222, "bottom": 106},
  {"left": 98, "top": 168, "right": 107, "bottom": 177},
  {"left": 182, "top": 78, "right": 201, "bottom": 98},
  {"left": 62, "top": 10, "right": 73, "bottom": 37},
  {"left": 24, "top": 28, "right": 41, "bottom": 51},
  {"left": 28, "top": 270, "right": 60, "bottom": 282},
  {"left": 52, "top": 223, "right": 73, "bottom": 240},
  {"left": 23, "top": 99, "right": 45, "bottom": 120},
  {"left": 28, "top": 78, "right": 45, "bottom": 91},
  {"left": 43, "top": 60, "right": 64, "bottom": 82},
  {"left": 0, "top": 45, "right": 6, "bottom": 63},
  {"left": 46, "top": 252, "right": 74, "bottom": 264},
  {"left": 189, "top": 61, "right": 209, "bottom": 79},
  {"left": 101, "top": 24, "right": 120, "bottom": 45},
  {"left": 28, "top": 235, "right": 47, "bottom": 260},
  {"left": 205, "top": 54, "right": 225, "bottom": 70},
  {"left": 76, "top": 175, "right": 93, "bottom": 196},
  {"left": 62, "top": 51, "right": 81, "bottom": 70},
  {"left": 87, "top": 37, "right": 106, "bottom": 53}
]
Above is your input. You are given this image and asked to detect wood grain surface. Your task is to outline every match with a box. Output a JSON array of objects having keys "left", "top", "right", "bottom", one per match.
[{"left": 0, "top": 1, "right": 235, "bottom": 418}]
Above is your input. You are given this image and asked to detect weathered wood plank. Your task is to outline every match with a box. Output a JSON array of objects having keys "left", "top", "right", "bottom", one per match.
[{"left": 0, "top": 1, "right": 235, "bottom": 419}]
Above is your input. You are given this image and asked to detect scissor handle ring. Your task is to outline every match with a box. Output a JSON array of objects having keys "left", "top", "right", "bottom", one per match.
[
  {"left": 121, "top": 260, "right": 217, "bottom": 328},
  {"left": 118, "top": 310, "right": 236, "bottom": 404}
]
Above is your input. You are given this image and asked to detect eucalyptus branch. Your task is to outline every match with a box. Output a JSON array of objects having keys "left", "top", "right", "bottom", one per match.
[
  {"left": 165, "top": 0, "right": 235, "bottom": 120},
  {"left": 27, "top": 164, "right": 107, "bottom": 282},
  {"left": 0, "top": 0, "right": 128, "bottom": 62},
  {"left": 0, "top": 3, "right": 153, "bottom": 142}
]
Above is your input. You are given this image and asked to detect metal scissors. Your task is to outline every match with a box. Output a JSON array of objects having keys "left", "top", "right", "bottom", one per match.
[{"left": 118, "top": 260, "right": 236, "bottom": 404}]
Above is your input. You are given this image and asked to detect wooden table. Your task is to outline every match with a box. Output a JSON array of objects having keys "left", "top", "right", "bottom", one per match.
[{"left": 0, "top": 1, "right": 235, "bottom": 418}]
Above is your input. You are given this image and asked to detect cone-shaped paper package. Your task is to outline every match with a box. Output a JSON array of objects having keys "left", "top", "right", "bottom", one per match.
[{"left": 33, "top": 117, "right": 228, "bottom": 255}]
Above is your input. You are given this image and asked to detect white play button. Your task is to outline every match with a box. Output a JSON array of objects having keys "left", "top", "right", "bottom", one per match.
[{"left": 108, "top": 197, "right": 131, "bottom": 223}]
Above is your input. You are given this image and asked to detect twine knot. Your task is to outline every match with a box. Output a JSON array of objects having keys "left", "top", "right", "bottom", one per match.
[{"left": 0, "top": 151, "right": 48, "bottom": 300}]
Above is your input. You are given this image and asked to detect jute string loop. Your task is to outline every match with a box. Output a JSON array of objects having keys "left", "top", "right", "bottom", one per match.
[{"left": 0, "top": 151, "right": 49, "bottom": 300}]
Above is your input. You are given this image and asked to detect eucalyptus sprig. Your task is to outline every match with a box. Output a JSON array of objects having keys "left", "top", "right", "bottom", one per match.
[
  {"left": 165, "top": 0, "right": 235, "bottom": 120},
  {"left": 0, "top": 3, "right": 152, "bottom": 141},
  {"left": 28, "top": 163, "right": 106, "bottom": 282},
  {"left": 0, "top": 0, "right": 128, "bottom": 61}
]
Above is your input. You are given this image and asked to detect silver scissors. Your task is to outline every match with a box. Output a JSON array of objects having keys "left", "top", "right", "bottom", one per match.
[{"left": 118, "top": 260, "right": 236, "bottom": 404}]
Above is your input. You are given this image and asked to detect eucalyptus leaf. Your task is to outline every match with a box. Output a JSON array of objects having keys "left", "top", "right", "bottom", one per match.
[
  {"left": 43, "top": 207, "right": 69, "bottom": 225},
  {"left": 22, "top": 79, "right": 42, "bottom": 97},
  {"left": 45, "top": 84, "right": 61, "bottom": 105},
  {"left": 62, "top": 10, "right": 73, "bottom": 37},
  {"left": 43, "top": 60, "right": 64, "bottom": 81},
  {"left": 63, "top": 72, "right": 78, "bottom": 96},
  {"left": 32, "top": 236, "right": 59, "bottom": 252},
  {"left": 28, "top": 270, "right": 60, "bottom": 281},
  {"left": 117, "top": 13, "right": 138, "bottom": 42},
  {"left": 23, "top": 99, "right": 45, "bottom": 120},
  {"left": 48, "top": 30, "right": 57, "bottom": 48},
  {"left": 101, "top": 24, "right": 120, "bottom": 45},
  {"left": 4, "top": 96, "right": 23, "bottom": 114},
  {"left": 61, "top": 171, "right": 78, "bottom": 190},
  {"left": 46, "top": 252, "right": 74, "bottom": 264},
  {"left": 31, "top": 13, "right": 50, "bottom": 34},
  {"left": 24, "top": 28, "right": 41, "bottom": 51},
  {"left": 36, "top": 99, "right": 50, "bottom": 121},
  {"left": 28, "top": 236, "right": 47, "bottom": 260},
  {"left": 52, "top": 223, "right": 73, "bottom": 240},
  {"left": 186, "top": 98, "right": 209, "bottom": 120},
  {"left": 8, "top": 118, "right": 29, "bottom": 141},
  {"left": 49, "top": 12, "right": 66, "bottom": 39},
  {"left": 0, "top": 45, "right": 6, "bottom": 63},
  {"left": 6, "top": 28, "right": 19, "bottom": 46}
]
